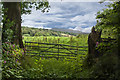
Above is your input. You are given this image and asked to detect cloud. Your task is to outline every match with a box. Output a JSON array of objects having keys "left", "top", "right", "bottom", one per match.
[
  {"left": 22, "top": 2, "right": 108, "bottom": 33},
  {"left": 73, "top": 26, "right": 92, "bottom": 33},
  {"left": 82, "top": 27, "right": 92, "bottom": 33},
  {"left": 44, "top": 27, "right": 52, "bottom": 29},
  {"left": 73, "top": 26, "right": 83, "bottom": 31},
  {"left": 48, "top": 0, "right": 105, "bottom": 2},
  {"left": 71, "top": 12, "right": 96, "bottom": 22}
]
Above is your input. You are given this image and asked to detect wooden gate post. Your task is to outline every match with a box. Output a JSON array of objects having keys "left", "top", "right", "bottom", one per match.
[{"left": 87, "top": 26, "right": 102, "bottom": 65}]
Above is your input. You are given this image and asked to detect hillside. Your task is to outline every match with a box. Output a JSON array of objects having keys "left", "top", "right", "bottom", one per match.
[
  {"left": 22, "top": 26, "right": 81, "bottom": 37},
  {"left": 51, "top": 28, "right": 84, "bottom": 34}
]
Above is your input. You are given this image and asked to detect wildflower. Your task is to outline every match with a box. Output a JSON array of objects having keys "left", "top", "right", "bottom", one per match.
[
  {"left": 3, "top": 49, "right": 5, "bottom": 52},
  {"left": 4, "top": 61, "right": 6, "bottom": 63},
  {"left": 5, "top": 42, "right": 8, "bottom": 44},
  {"left": 23, "top": 48, "right": 26, "bottom": 51},
  {"left": 14, "top": 50, "right": 17, "bottom": 52},
  {"left": 13, "top": 44, "right": 15, "bottom": 48},
  {"left": 22, "top": 52, "right": 24, "bottom": 55},
  {"left": 8, "top": 42, "right": 11, "bottom": 45},
  {"left": 96, "top": 42, "right": 99, "bottom": 47},
  {"left": 16, "top": 52, "right": 18, "bottom": 55},
  {"left": 16, "top": 59, "right": 18, "bottom": 62},
  {"left": 7, "top": 51, "right": 9, "bottom": 55},
  {"left": 96, "top": 42, "right": 99, "bottom": 45}
]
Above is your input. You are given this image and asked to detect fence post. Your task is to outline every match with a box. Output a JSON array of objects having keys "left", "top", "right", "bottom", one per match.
[
  {"left": 24, "top": 41, "right": 26, "bottom": 55},
  {"left": 76, "top": 42, "right": 79, "bottom": 55},
  {"left": 38, "top": 42, "right": 40, "bottom": 57},
  {"left": 58, "top": 38, "right": 60, "bottom": 60}
]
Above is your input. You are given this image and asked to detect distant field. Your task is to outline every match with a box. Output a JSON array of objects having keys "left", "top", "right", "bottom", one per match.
[{"left": 23, "top": 35, "right": 88, "bottom": 46}]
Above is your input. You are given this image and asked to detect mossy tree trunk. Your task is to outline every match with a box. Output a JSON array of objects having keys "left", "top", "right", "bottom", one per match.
[{"left": 2, "top": 2, "right": 24, "bottom": 48}]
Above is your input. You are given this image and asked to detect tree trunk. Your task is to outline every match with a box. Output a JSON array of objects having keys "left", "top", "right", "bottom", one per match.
[
  {"left": 87, "top": 27, "right": 102, "bottom": 66},
  {"left": 88, "top": 27, "right": 102, "bottom": 57},
  {"left": 2, "top": 2, "right": 24, "bottom": 48}
]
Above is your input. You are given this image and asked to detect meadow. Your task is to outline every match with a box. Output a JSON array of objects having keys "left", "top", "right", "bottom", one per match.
[{"left": 23, "top": 35, "right": 88, "bottom": 46}]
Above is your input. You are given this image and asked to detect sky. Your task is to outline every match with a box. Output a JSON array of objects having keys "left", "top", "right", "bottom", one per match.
[{"left": 21, "top": 1, "right": 109, "bottom": 33}]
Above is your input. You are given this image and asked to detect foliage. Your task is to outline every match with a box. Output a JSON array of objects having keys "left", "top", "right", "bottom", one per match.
[
  {"left": 1, "top": 51, "right": 88, "bottom": 79},
  {"left": 96, "top": 39, "right": 117, "bottom": 54},
  {"left": 19, "top": 52, "right": 87, "bottom": 79},
  {"left": 82, "top": 41, "right": 119, "bottom": 79},
  {"left": 2, "top": 8, "right": 15, "bottom": 42},
  {"left": 2, "top": 42, "right": 25, "bottom": 79},
  {"left": 23, "top": 34, "right": 30, "bottom": 36},
  {"left": 21, "top": 1, "right": 50, "bottom": 15},
  {"left": 18, "top": 56, "right": 43, "bottom": 78},
  {"left": 90, "top": 52, "right": 118, "bottom": 79},
  {"left": 76, "top": 34, "right": 81, "bottom": 38},
  {"left": 84, "top": 35, "right": 118, "bottom": 79},
  {"left": 95, "top": 1, "right": 120, "bottom": 38},
  {"left": 93, "top": 2, "right": 120, "bottom": 79}
]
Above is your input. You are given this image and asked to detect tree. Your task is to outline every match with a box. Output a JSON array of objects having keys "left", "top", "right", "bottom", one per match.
[
  {"left": 2, "top": 2, "right": 23, "bottom": 47},
  {"left": 95, "top": 1, "right": 120, "bottom": 56},
  {"left": 2, "top": 1, "right": 50, "bottom": 48}
]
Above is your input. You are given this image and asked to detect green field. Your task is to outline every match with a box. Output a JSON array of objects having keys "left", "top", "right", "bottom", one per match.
[{"left": 23, "top": 35, "right": 88, "bottom": 46}]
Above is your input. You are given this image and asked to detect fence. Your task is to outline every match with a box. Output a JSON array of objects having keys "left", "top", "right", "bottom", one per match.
[
  {"left": 25, "top": 41, "right": 88, "bottom": 59},
  {"left": 99, "top": 38, "right": 117, "bottom": 50},
  {"left": 101, "top": 38, "right": 116, "bottom": 42}
]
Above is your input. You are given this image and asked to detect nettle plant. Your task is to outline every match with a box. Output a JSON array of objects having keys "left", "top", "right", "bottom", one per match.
[{"left": 2, "top": 42, "right": 25, "bottom": 78}]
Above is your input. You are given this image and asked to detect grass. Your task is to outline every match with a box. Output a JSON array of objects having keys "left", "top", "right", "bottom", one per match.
[{"left": 19, "top": 54, "right": 89, "bottom": 78}]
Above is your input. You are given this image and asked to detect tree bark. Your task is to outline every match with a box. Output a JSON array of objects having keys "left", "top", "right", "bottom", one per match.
[{"left": 2, "top": 2, "right": 24, "bottom": 48}]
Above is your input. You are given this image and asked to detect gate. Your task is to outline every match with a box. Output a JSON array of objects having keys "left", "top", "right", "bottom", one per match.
[{"left": 25, "top": 41, "right": 88, "bottom": 59}]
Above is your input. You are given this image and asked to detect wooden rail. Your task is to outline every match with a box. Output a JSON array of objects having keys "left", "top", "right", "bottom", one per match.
[
  {"left": 25, "top": 41, "right": 88, "bottom": 48},
  {"left": 101, "top": 38, "right": 116, "bottom": 42}
]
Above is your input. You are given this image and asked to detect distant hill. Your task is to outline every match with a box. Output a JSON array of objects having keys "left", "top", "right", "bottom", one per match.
[
  {"left": 51, "top": 28, "right": 84, "bottom": 34},
  {"left": 22, "top": 27, "right": 79, "bottom": 37},
  {"left": 22, "top": 26, "right": 89, "bottom": 37}
]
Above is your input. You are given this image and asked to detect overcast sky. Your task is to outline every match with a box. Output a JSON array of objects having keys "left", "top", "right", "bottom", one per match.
[{"left": 22, "top": 2, "right": 109, "bottom": 33}]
